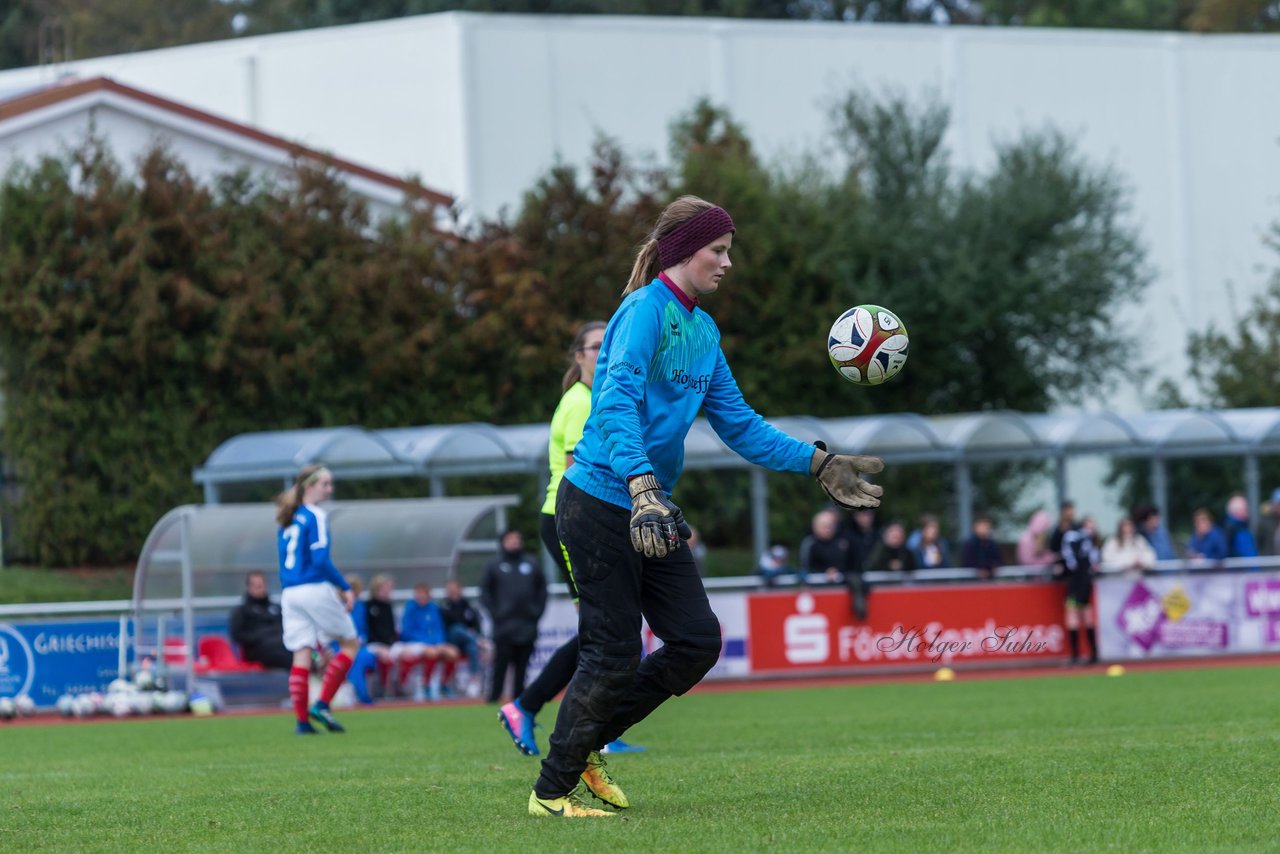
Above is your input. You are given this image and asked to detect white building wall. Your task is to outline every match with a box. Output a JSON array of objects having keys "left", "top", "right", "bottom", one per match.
[{"left": 2, "top": 13, "right": 1279, "bottom": 409}]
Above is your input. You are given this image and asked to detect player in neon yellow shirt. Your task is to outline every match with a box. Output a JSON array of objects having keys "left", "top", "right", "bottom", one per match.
[{"left": 498, "top": 321, "right": 646, "bottom": 759}]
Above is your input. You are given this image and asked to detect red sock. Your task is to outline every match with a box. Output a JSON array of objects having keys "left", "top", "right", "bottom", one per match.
[
  {"left": 289, "top": 666, "right": 310, "bottom": 723},
  {"left": 377, "top": 660, "right": 392, "bottom": 689},
  {"left": 320, "top": 652, "right": 354, "bottom": 704},
  {"left": 398, "top": 657, "right": 418, "bottom": 689},
  {"left": 442, "top": 660, "right": 457, "bottom": 684},
  {"left": 422, "top": 658, "right": 438, "bottom": 687}
]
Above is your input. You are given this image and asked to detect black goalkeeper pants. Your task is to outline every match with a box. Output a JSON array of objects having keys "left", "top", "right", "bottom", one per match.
[{"left": 534, "top": 480, "right": 721, "bottom": 799}]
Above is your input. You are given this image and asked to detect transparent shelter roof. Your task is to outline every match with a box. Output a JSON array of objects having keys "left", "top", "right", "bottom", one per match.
[
  {"left": 133, "top": 496, "right": 517, "bottom": 607},
  {"left": 194, "top": 408, "right": 1280, "bottom": 492}
]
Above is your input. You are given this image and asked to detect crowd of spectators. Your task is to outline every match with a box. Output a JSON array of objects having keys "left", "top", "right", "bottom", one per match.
[{"left": 752, "top": 488, "right": 1279, "bottom": 617}]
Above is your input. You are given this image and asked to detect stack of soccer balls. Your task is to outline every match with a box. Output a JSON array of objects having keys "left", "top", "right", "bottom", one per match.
[
  {"left": 54, "top": 660, "right": 190, "bottom": 719},
  {"left": 0, "top": 694, "right": 36, "bottom": 721}
]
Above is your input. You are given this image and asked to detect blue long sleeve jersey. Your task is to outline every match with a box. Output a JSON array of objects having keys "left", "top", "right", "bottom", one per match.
[
  {"left": 277, "top": 504, "right": 352, "bottom": 592},
  {"left": 566, "top": 277, "right": 815, "bottom": 508},
  {"left": 399, "top": 600, "right": 447, "bottom": 645}
]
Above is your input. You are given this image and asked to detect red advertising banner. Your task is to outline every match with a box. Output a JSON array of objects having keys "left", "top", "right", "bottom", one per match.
[{"left": 747, "top": 583, "right": 1068, "bottom": 673}]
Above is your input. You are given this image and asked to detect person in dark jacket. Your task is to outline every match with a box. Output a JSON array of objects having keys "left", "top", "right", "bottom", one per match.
[
  {"left": 867, "top": 521, "right": 918, "bottom": 574},
  {"left": 440, "top": 578, "right": 485, "bottom": 696},
  {"left": 362, "top": 574, "right": 399, "bottom": 696},
  {"left": 841, "top": 508, "right": 880, "bottom": 621},
  {"left": 798, "top": 509, "right": 852, "bottom": 585},
  {"left": 481, "top": 529, "right": 548, "bottom": 704},
  {"left": 961, "top": 515, "right": 1004, "bottom": 580},
  {"left": 228, "top": 571, "right": 292, "bottom": 669}
]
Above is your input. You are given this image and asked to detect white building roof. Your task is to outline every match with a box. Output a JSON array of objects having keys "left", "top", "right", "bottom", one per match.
[{"left": 0, "top": 76, "right": 452, "bottom": 219}]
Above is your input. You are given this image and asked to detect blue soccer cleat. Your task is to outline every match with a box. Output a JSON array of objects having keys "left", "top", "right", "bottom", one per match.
[
  {"left": 295, "top": 721, "right": 319, "bottom": 735},
  {"left": 601, "top": 739, "right": 647, "bottom": 754},
  {"left": 498, "top": 699, "right": 539, "bottom": 756}
]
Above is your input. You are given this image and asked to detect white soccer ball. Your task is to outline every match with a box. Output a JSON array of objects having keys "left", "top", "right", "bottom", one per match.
[
  {"left": 107, "top": 678, "right": 135, "bottom": 695},
  {"left": 72, "top": 695, "right": 97, "bottom": 718},
  {"left": 14, "top": 695, "right": 35, "bottom": 717},
  {"left": 0, "top": 698, "right": 15, "bottom": 720},
  {"left": 107, "top": 695, "right": 133, "bottom": 718},
  {"left": 56, "top": 694, "right": 76, "bottom": 717},
  {"left": 828, "top": 304, "right": 910, "bottom": 386},
  {"left": 161, "top": 691, "right": 190, "bottom": 714},
  {"left": 134, "top": 668, "right": 156, "bottom": 691}
]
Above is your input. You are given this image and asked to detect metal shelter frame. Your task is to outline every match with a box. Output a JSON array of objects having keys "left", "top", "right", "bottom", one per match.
[
  {"left": 132, "top": 496, "right": 517, "bottom": 691},
  {"left": 192, "top": 408, "right": 1280, "bottom": 560}
]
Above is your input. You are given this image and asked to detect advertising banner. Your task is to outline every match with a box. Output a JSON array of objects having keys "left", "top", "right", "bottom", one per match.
[
  {"left": 0, "top": 620, "right": 126, "bottom": 706},
  {"left": 526, "top": 597, "right": 579, "bottom": 682},
  {"left": 746, "top": 583, "right": 1068, "bottom": 674},
  {"left": 1097, "top": 571, "right": 1280, "bottom": 660},
  {"left": 642, "top": 591, "right": 750, "bottom": 681},
  {"left": 528, "top": 591, "right": 751, "bottom": 683}
]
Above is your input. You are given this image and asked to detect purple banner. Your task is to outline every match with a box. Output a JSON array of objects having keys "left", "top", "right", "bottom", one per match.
[{"left": 1098, "top": 570, "right": 1280, "bottom": 660}]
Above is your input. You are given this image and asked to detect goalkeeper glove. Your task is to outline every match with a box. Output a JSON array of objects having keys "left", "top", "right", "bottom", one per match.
[
  {"left": 810, "top": 441, "right": 884, "bottom": 509},
  {"left": 628, "top": 474, "right": 683, "bottom": 558}
]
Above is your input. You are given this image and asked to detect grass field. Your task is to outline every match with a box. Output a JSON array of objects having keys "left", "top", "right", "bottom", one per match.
[{"left": 2, "top": 665, "right": 1276, "bottom": 852}]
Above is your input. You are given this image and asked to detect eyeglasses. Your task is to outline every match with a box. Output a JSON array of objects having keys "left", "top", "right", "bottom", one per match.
[{"left": 580, "top": 343, "right": 602, "bottom": 353}]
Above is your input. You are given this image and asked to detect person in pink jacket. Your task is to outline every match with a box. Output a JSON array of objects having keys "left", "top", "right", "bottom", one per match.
[{"left": 1016, "top": 509, "right": 1058, "bottom": 569}]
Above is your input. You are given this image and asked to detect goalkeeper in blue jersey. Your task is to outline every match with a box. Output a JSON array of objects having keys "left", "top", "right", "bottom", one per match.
[
  {"left": 275, "top": 464, "right": 360, "bottom": 734},
  {"left": 528, "top": 196, "right": 887, "bottom": 818}
]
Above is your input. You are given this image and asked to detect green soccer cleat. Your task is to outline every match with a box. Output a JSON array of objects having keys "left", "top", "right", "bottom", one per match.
[
  {"left": 580, "top": 750, "right": 630, "bottom": 809},
  {"left": 308, "top": 701, "right": 345, "bottom": 733},
  {"left": 528, "top": 786, "right": 614, "bottom": 818}
]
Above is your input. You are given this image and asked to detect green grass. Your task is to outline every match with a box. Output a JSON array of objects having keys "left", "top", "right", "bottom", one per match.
[
  {"left": 0, "top": 566, "right": 134, "bottom": 604},
  {"left": 2, "top": 666, "right": 1277, "bottom": 852}
]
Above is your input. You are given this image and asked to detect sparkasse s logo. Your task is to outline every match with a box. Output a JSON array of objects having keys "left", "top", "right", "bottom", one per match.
[{"left": 783, "top": 593, "right": 829, "bottom": 664}]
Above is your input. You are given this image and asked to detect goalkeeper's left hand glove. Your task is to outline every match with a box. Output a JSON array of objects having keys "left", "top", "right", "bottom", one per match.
[{"left": 810, "top": 442, "right": 884, "bottom": 509}]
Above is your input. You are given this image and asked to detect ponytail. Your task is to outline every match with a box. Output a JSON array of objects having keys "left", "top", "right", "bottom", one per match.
[
  {"left": 622, "top": 239, "right": 662, "bottom": 297},
  {"left": 275, "top": 463, "right": 328, "bottom": 528},
  {"left": 561, "top": 320, "right": 607, "bottom": 393}
]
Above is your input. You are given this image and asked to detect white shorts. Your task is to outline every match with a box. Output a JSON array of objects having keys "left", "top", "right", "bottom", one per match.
[
  {"left": 390, "top": 641, "right": 447, "bottom": 660},
  {"left": 281, "top": 583, "right": 358, "bottom": 651}
]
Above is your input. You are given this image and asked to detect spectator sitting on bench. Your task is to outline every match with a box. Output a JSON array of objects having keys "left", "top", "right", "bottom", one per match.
[
  {"left": 229, "top": 570, "right": 292, "bottom": 670},
  {"left": 393, "top": 583, "right": 461, "bottom": 701}
]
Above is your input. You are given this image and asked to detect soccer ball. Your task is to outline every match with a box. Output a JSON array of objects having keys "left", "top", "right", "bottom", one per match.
[
  {"left": 160, "top": 691, "right": 190, "bottom": 714},
  {"left": 0, "top": 697, "right": 15, "bottom": 720},
  {"left": 827, "top": 304, "right": 910, "bottom": 386},
  {"left": 14, "top": 695, "right": 35, "bottom": 717},
  {"left": 56, "top": 694, "right": 76, "bottom": 717}
]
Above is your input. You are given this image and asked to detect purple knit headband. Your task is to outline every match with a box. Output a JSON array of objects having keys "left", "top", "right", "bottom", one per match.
[{"left": 657, "top": 206, "right": 735, "bottom": 269}]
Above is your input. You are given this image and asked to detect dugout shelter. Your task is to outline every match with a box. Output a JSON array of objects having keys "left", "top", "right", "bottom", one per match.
[
  {"left": 131, "top": 496, "right": 517, "bottom": 691},
  {"left": 192, "top": 407, "right": 1280, "bottom": 560}
]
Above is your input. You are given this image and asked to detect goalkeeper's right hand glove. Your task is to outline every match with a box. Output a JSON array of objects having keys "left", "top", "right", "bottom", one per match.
[
  {"left": 810, "top": 442, "right": 885, "bottom": 509},
  {"left": 628, "top": 474, "right": 683, "bottom": 558}
]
